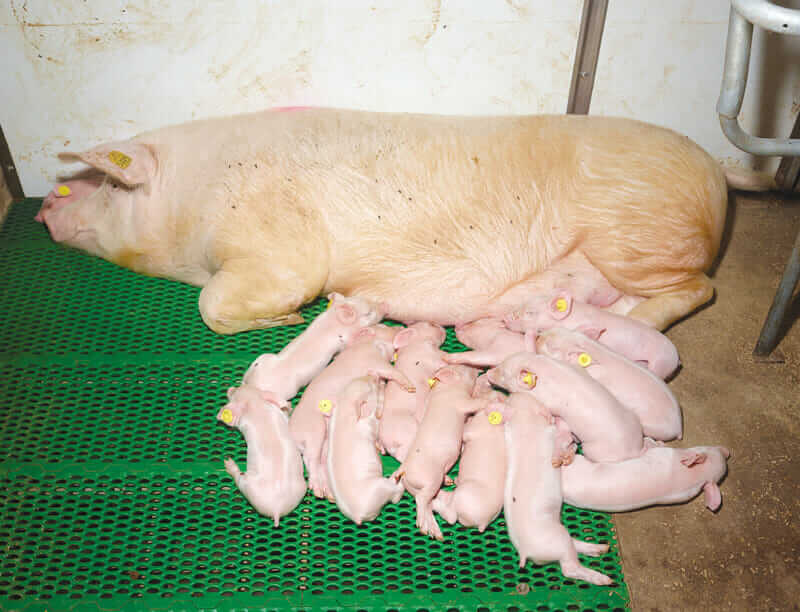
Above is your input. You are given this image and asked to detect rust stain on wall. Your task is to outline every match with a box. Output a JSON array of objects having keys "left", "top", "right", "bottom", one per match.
[{"left": 414, "top": 0, "right": 441, "bottom": 46}]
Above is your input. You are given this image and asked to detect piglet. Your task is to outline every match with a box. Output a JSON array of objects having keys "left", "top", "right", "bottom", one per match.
[
  {"left": 562, "top": 446, "right": 730, "bottom": 512},
  {"left": 432, "top": 389, "right": 508, "bottom": 532},
  {"left": 380, "top": 322, "right": 448, "bottom": 461},
  {"left": 535, "top": 327, "right": 682, "bottom": 441},
  {"left": 290, "top": 324, "right": 414, "bottom": 499},
  {"left": 393, "top": 365, "right": 487, "bottom": 540},
  {"left": 443, "top": 317, "right": 526, "bottom": 368},
  {"left": 487, "top": 352, "right": 645, "bottom": 463},
  {"left": 325, "top": 376, "right": 405, "bottom": 524},
  {"left": 217, "top": 385, "right": 306, "bottom": 526},
  {"left": 503, "top": 392, "right": 612, "bottom": 585},
  {"left": 504, "top": 291, "right": 680, "bottom": 379},
  {"left": 242, "top": 293, "right": 385, "bottom": 405}
]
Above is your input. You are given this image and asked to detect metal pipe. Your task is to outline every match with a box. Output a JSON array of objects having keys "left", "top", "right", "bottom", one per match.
[
  {"left": 733, "top": 0, "right": 800, "bottom": 34},
  {"left": 753, "top": 225, "right": 800, "bottom": 357},
  {"left": 717, "top": 3, "right": 800, "bottom": 156}
]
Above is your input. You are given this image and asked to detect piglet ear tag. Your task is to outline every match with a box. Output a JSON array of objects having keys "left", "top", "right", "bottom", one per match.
[{"left": 521, "top": 371, "right": 536, "bottom": 388}]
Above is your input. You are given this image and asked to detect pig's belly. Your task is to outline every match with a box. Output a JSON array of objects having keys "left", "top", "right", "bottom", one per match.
[{"left": 342, "top": 250, "right": 618, "bottom": 325}]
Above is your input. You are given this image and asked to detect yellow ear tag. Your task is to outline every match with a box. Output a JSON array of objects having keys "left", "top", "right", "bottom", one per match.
[
  {"left": 108, "top": 150, "right": 132, "bottom": 169},
  {"left": 56, "top": 185, "right": 72, "bottom": 197},
  {"left": 326, "top": 299, "right": 332, "bottom": 310},
  {"left": 219, "top": 408, "right": 233, "bottom": 424},
  {"left": 555, "top": 298, "right": 568, "bottom": 312},
  {"left": 578, "top": 352, "right": 592, "bottom": 367},
  {"left": 488, "top": 411, "right": 503, "bottom": 425},
  {"left": 392, "top": 352, "right": 398, "bottom": 363},
  {"left": 522, "top": 371, "right": 536, "bottom": 388},
  {"left": 427, "top": 378, "right": 437, "bottom": 389},
  {"left": 318, "top": 399, "right": 332, "bottom": 414}
]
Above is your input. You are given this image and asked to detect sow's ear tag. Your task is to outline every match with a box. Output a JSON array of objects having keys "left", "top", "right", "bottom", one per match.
[{"left": 108, "top": 150, "right": 132, "bottom": 169}]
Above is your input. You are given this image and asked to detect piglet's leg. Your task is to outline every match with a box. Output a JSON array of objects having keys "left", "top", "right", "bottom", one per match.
[
  {"left": 552, "top": 417, "right": 577, "bottom": 467},
  {"left": 443, "top": 350, "right": 502, "bottom": 368},
  {"left": 560, "top": 559, "right": 613, "bottom": 586},
  {"left": 414, "top": 487, "right": 444, "bottom": 540},
  {"left": 368, "top": 366, "right": 416, "bottom": 392},
  {"left": 431, "top": 490, "right": 457, "bottom": 525},
  {"left": 572, "top": 539, "right": 609, "bottom": 556},
  {"left": 703, "top": 482, "right": 722, "bottom": 511}
]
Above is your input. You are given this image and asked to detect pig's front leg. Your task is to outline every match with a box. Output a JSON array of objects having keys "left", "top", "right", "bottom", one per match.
[{"left": 198, "top": 255, "right": 326, "bottom": 334}]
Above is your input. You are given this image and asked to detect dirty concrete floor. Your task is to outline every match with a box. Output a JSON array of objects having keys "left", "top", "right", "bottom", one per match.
[{"left": 616, "top": 191, "right": 800, "bottom": 611}]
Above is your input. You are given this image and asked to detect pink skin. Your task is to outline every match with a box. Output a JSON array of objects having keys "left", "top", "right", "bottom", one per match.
[
  {"left": 535, "top": 327, "right": 683, "bottom": 441},
  {"left": 504, "top": 291, "right": 680, "bottom": 379},
  {"left": 217, "top": 385, "right": 306, "bottom": 527},
  {"left": 561, "top": 446, "right": 730, "bottom": 512},
  {"left": 487, "top": 352, "right": 645, "bottom": 463},
  {"left": 36, "top": 176, "right": 105, "bottom": 225},
  {"left": 379, "top": 322, "right": 448, "bottom": 461},
  {"left": 324, "top": 377, "right": 405, "bottom": 524},
  {"left": 444, "top": 318, "right": 526, "bottom": 368},
  {"left": 392, "top": 365, "right": 487, "bottom": 540},
  {"left": 289, "top": 324, "right": 414, "bottom": 500},
  {"left": 503, "top": 392, "right": 612, "bottom": 585},
  {"left": 431, "top": 395, "right": 508, "bottom": 532},
  {"left": 242, "top": 293, "right": 386, "bottom": 405}
]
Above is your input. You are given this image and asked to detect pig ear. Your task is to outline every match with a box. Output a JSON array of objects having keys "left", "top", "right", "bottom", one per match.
[
  {"left": 577, "top": 325, "right": 605, "bottom": 341},
  {"left": 227, "top": 386, "right": 237, "bottom": 400},
  {"left": 681, "top": 452, "right": 707, "bottom": 467},
  {"left": 549, "top": 293, "right": 573, "bottom": 320},
  {"left": 335, "top": 302, "right": 358, "bottom": 325},
  {"left": 60, "top": 141, "right": 157, "bottom": 188},
  {"left": 393, "top": 328, "right": 416, "bottom": 349}
]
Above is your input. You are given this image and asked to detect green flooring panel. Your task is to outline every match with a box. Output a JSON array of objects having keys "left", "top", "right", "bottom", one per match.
[{"left": 0, "top": 199, "right": 630, "bottom": 611}]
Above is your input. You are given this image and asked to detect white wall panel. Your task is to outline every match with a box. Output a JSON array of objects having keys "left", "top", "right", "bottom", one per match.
[{"left": 1, "top": 0, "right": 798, "bottom": 195}]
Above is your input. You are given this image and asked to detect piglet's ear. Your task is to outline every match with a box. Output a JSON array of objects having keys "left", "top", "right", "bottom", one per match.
[
  {"left": 393, "top": 328, "right": 416, "bottom": 349},
  {"left": 227, "top": 386, "right": 237, "bottom": 400},
  {"left": 681, "top": 452, "right": 707, "bottom": 467},
  {"left": 335, "top": 302, "right": 357, "bottom": 325},
  {"left": 60, "top": 141, "right": 157, "bottom": 188},
  {"left": 577, "top": 326, "right": 605, "bottom": 341},
  {"left": 549, "top": 293, "right": 573, "bottom": 320}
]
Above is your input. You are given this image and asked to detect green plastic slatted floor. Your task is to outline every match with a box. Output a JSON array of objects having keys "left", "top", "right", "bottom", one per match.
[{"left": 0, "top": 199, "right": 630, "bottom": 611}]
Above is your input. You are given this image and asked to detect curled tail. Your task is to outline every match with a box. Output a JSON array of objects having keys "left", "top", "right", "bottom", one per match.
[{"left": 722, "top": 166, "right": 776, "bottom": 192}]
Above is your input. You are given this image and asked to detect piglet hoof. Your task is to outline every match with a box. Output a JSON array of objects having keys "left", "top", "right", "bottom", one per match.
[
  {"left": 391, "top": 467, "right": 405, "bottom": 483},
  {"left": 443, "top": 475, "right": 455, "bottom": 487},
  {"left": 644, "top": 437, "right": 665, "bottom": 449}
]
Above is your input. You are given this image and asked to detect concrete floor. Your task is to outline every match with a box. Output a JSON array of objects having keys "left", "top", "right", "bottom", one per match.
[{"left": 615, "top": 191, "right": 800, "bottom": 611}]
